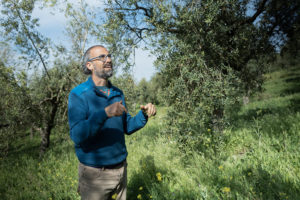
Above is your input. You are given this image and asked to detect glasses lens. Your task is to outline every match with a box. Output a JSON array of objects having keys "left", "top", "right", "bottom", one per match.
[
  {"left": 99, "top": 55, "right": 106, "bottom": 61},
  {"left": 106, "top": 54, "right": 112, "bottom": 60},
  {"left": 100, "top": 54, "right": 112, "bottom": 61}
]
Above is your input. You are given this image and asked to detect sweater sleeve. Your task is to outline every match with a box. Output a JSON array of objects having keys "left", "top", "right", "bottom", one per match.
[
  {"left": 68, "top": 92, "right": 107, "bottom": 145},
  {"left": 122, "top": 96, "right": 148, "bottom": 135}
]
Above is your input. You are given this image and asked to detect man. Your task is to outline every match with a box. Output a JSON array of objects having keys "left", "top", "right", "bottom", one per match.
[{"left": 68, "top": 45, "right": 156, "bottom": 200}]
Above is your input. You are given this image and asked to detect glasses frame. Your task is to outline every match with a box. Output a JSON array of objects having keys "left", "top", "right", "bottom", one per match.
[{"left": 87, "top": 54, "right": 112, "bottom": 63}]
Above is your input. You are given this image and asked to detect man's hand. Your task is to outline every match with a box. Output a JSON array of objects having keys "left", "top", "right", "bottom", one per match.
[
  {"left": 105, "top": 100, "right": 127, "bottom": 118},
  {"left": 140, "top": 103, "right": 156, "bottom": 117}
]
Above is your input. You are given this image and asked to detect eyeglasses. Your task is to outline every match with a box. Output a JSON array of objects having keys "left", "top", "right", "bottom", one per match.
[{"left": 87, "top": 54, "right": 112, "bottom": 63}]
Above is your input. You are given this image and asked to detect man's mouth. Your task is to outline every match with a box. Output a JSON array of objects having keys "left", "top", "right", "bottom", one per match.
[{"left": 104, "top": 65, "right": 112, "bottom": 69}]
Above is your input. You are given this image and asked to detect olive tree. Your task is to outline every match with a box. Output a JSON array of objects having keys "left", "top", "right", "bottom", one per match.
[{"left": 99, "top": 0, "right": 298, "bottom": 150}]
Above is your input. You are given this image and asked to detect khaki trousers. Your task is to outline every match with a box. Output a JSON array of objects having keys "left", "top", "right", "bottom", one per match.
[{"left": 78, "top": 162, "right": 127, "bottom": 200}]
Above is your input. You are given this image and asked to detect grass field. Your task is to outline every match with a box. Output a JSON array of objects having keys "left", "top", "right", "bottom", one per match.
[{"left": 1, "top": 65, "right": 300, "bottom": 199}]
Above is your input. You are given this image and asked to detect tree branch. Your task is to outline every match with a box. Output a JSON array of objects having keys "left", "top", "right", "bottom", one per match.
[
  {"left": 243, "top": 0, "right": 269, "bottom": 25},
  {"left": 12, "top": 2, "right": 51, "bottom": 79}
]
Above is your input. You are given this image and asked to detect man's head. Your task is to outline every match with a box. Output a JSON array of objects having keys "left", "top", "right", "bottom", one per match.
[{"left": 82, "top": 45, "right": 113, "bottom": 79}]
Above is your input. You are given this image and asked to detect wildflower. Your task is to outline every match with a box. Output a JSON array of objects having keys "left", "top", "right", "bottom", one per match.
[
  {"left": 137, "top": 194, "right": 142, "bottom": 199},
  {"left": 208, "top": 129, "right": 211, "bottom": 132},
  {"left": 156, "top": 172, "right": 162, "bottom": 182},
  {"left": 218, "top": 165, "right": 223, "bottom": 170},
  {"left": 139, "top": 186, "right": 143, "bottom": 190},
  {"left": 111, "top": 193, "right": 117, "bottom": 199},
  {"left": 148, "top": 194, "right": 152, "bottom": 199},
  {"left": 222, "top": 187, "right": 231, "bottom": 193}
]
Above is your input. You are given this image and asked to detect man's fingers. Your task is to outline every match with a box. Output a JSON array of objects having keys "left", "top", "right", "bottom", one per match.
[
  {"left": 148, "top": 105, "right": 154, "bottom": 116},
  {"left": 150, "top": 106, "right": 155, "bottom": 116},
  {"left": 141, "top": 103, "right": 156, "bottom": 117},
  {"left": 119, "top": 100, "right": 127, "bottom": 113},
  {"left": 151, "top": 106, "right": 156, "bottom": 116},
  {"left": 122, "top": 105, "right": 128, "bottom": 113}
]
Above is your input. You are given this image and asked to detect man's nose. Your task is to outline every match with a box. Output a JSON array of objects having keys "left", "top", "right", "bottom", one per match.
[{"left": 105, "top": 56, "right": 112, "bottom": 63}]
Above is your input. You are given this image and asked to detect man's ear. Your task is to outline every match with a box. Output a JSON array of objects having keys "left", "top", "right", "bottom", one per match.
[{"left": 86, "top": 62, "right": 94, "bottom": 72}]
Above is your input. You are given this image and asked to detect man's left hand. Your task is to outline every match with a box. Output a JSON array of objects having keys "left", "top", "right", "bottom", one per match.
[{"left": 140, "top": 103, "right": 156, "bottom": 117}]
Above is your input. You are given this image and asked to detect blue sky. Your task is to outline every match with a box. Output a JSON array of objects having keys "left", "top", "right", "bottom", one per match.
[{"left": 31, "top": 0, "right": 156, "bottom": 82}]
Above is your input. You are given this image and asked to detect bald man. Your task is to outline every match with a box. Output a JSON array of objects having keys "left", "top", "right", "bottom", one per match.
[{"left": 68, "top": 45, "right": 156, "bottom": 200}]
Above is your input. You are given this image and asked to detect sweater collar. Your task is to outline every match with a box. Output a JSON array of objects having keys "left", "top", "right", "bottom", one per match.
[
  {"left": 87, "top": 76, "right": 119, "bottom": 98},
  {"left": 87, "top": 76, "right": 112, "bottom": 88}
]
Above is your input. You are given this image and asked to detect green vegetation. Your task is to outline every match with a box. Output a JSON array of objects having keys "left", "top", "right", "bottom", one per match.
[{"left": 1, "top": 64, "right": 299, "bottom": 199}]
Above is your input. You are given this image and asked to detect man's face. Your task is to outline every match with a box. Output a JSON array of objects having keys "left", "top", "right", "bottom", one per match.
[{"left": 87, "top": 47, "right": 113, "bottom": 79}]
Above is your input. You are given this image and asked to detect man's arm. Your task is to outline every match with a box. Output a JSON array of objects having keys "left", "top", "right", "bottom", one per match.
[
  {"left": 68, "top": 92, "right": 108, "bottom": 145},
  {"left": 123, "top": 99, "right": 156, "bottom": 135},
  {"left": 68, "top": 93, "right": 127, "bottom": 145}
]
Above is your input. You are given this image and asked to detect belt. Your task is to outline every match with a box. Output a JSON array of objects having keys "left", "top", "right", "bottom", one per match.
[{"left": 97, "top": 160, "right": 126, "bottom": 169}]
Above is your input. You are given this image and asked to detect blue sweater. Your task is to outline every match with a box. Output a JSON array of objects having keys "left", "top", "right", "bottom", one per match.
[{"left": 68, "top": 77, "right": 148, "bottom": 167}]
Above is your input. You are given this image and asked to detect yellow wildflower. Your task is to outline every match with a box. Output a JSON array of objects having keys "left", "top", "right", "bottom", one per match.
[
  {"left": 208, "top": 129, "right": 211, "bottom": 132},
  {"left": 137, "top": 194, "right": 142, "bottom": 199},
  {"left": 156, "top": 172, "right": 162, "bottom": 181},
  {"left": 111, "top": 193, "right": 117, "bottom": 199},
  {"left": 218, "top": 165, "right": 223, "bottom": 170},
  {"left": 222, "top": 187, "right": 231, "bottom": 193},
  {"left": 139, "top": 186, "right": 143, "bottom": 190}
]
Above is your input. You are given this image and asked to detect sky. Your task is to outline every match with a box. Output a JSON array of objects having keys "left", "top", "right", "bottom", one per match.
[{"left": 31, "top": 0, "right": 156, "bottom": 82}]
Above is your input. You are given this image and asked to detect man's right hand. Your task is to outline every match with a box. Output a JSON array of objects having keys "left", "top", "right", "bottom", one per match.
[{"left": 105, "top": 100, "right": 128, "bottom": 118}]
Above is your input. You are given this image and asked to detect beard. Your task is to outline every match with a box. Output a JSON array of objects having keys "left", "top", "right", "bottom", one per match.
[{"left": 94, "top": 63, "right": 113, "bottom": 79}]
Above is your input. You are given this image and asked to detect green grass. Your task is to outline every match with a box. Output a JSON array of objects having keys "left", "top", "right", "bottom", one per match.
[{"left": 1, "top": 65, "right": 300, "bottom": 199}]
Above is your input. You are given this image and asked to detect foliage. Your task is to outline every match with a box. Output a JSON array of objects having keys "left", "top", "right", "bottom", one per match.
[
  {"left": 64, "top": 0, "right": 97, "bottom": 61},
  {"left": 137, "top": 73, "right": 164, "bottom": 106},
  {"left": 0, "top": 0, "right": 91, "bottom": 155},
  {"left": 0, "top": 0, "right": 51, "bottom": 75},
  {"left": 97, "top": 1, "right": 249, "bottom": 145},
  {"left": 111, "top": 73, "right": 139, "bottom": 112},
  {"left": 0, "top": 61, "right": 34, "bottom": 156}
]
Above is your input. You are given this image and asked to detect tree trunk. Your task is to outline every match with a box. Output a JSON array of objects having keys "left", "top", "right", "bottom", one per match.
[
  {"left": 39, "top": 101, "right": 59, "bottom": 157},
  {"left": 243, "top": 89, "right": 251, "bottom": 105},
  {"left": 212, "top": 107, "right": 224, "bottom": 133},
  {"left": 243, "top": 96, "right": 250, "bottom": 105},
  {"left": 39, "top": 127, "right": 50, "bottom": 156}
]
